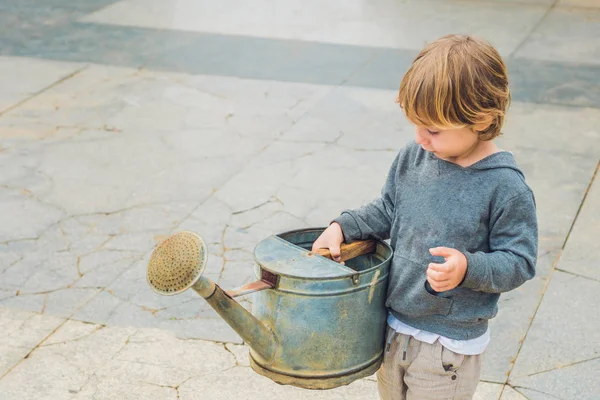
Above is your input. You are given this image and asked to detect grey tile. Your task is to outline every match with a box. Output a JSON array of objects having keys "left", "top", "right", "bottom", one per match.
[
  {"left": 43, "top": 288, "right": 101, "bottom": 318},
  {"left": 158, "top": 317, "right": 242, "bottom": 344},
  {"left": 149, "top": 33, "right": 377, "bottom": 86},
  {"left": 0, "top": 293, "right": 46, "bottom": 314},
  {"left": 4, "top": 22, "right": 197, "bottom": 67},
  {"left": 474, "top": 382, "right": 504, "bottom": 400},
  {"left": 558, "top": 0, "right": 600, "bottom": 7},
  {"left": 502, "top": 147, "right": 599, "bottom": 245},
  {"left": 512, "top": 358, "right": 600, "bottom": 400},
  {"left": 557, "top": 172, "right": 600, "bottom": 281},
  {"left": 0, "top": 190, "right": 65, "bottom": 243},
  {"left": 495, "top": 0, "right": 554, "bottom": 3},
  {"left": 515, "top": 7, "right": 600, "bottom": 65},
  {"left": 0, "top": 321, "right": 136, "bottom": 400},
  {"left": 347, "top": 52, "right": 600, "bottom": 108},
  {"left": 0, "top": 0, "right": 118, "bottom": 14},
  {"left": 178, "top": 364, "right": 378, "bottom": 400},
  {"left": 0, "top": 306, "right": 65, "bottom": 377},
  {"left": 509, "top": 387, "right": 561, "bottom": 400},
  {"left": 511, "top": 271, "right": 600, "bottom": 378},
  {"left": 280, "top": 85, "right": 412, "bottom": 147},
  {"left": 0, "top": 0, "right": 117, "bottom": 31},
  {"left": 0, "top": 0, "right": 119, "bottom": 57},
  {"left": 345, "top": 51, "right": 600, "bottom": 108},
  {"left": 72, "top": 290, "right": 122, "bottom": 324},
  {"left": 73, "top": 258, "right": 138, "bottom": 289},
  {"left": 498, "top": 102, "right": 600, "bottom": 157},
  {"left": 1, "top": 20, "right": 600, "bottom": 109},
  {"left": 506, "top": 58, "right": 600, "bottom": 108},
  {"left": 499, "top": 386, "right": 530, "bottom": 400},
  {"left": 481, "top": 251, "right": 559, "bottom": 383},
  {"left": 81, "top": 0, "right": 549, "bottom": 55},
  {"left": 342, "top": 49, "right": 417, "bottom": 91}
]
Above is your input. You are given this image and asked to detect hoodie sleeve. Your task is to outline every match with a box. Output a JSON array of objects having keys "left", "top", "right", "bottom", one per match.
[
  {"left": 332, "top": 152, "right": 400, "bottom": 242},
  {"left": 461, "top": 190, "right": 538, "bottom": 293}
]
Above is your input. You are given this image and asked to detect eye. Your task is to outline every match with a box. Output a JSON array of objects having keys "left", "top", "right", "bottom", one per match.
[{"left": 427, "top": 129, "right": 440, "bottom": 135}]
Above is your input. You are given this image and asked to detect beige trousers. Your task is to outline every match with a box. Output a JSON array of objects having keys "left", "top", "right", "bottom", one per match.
[{"left": 376, "top": 327, "right": 482, "bottom": 400}]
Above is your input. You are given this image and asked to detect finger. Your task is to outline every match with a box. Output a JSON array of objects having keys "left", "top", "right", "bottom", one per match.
[
  {"left": 427, "top": 277, "right": 453, "bottom": 292},
  {"left": 329, "top": 243, "right": 342, "bottom": 262},
  {"left": 427, "top": 277, "right": 446, "bottom": 292},
  {"left": 430, "top": 261, "right": 456, "bottom": 273},
  {"left": 435, "top": 282, "right": 455, "bottom": 292},
  {"left": 426, "top": 268, "right": 452, "bottom": 283},
  {"left": 427, "top": 262, "right": 451, "bottom": 273},
  {"left": 429, "top": 247, "right": 456, "bottom": 258},
  {"left": 311, "top": 237, "right": 326, "bottom": 252},
  {"left": 430, "top": 284, "right": 452, "bottom": 292}
]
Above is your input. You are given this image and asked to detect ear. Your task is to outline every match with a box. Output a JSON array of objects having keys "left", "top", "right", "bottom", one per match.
[{"left": 472, "top": 114, "right": 494, "bottom": 132}]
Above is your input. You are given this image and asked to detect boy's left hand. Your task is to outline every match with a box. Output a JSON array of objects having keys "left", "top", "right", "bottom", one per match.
[{"left": 426, "top": 247, "right": 468, "bottom": 292}]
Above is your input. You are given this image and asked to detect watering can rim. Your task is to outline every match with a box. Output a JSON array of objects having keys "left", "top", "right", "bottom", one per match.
[{"left": 253, "top": 227, "right": 394, "bottom": 280}]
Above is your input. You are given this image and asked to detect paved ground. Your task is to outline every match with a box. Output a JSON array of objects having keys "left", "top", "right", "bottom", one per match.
[{"left": 0, "top": 0, "right": 599, "bottom": 399}]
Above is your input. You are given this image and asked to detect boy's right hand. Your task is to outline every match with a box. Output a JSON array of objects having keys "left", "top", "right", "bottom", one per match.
[{"left": 311, "top": 222, "right": 345, "bottom": 262}]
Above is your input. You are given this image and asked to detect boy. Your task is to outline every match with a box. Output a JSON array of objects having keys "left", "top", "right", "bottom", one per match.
[{"left": 312, "top": 34, "right": 538, "bottom": 399}]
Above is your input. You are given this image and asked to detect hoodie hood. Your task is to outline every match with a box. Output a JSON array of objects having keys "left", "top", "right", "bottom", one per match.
[{"left": 431, "top": 149, "right": 525, "bottom": 179}]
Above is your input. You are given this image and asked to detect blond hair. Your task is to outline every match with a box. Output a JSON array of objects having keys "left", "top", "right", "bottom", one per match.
[{"left": 397, "top": 35, "right": 510, "bottom": 140}]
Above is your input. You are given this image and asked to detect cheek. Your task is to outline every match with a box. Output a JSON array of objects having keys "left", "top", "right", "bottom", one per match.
[{"left": 429, "top": 135, "right": 445, "bottom": 148}]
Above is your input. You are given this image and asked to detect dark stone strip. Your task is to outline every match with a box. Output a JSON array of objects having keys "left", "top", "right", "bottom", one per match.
[{"left": 1, "top": 18, "right": 598, "bottom": 108}]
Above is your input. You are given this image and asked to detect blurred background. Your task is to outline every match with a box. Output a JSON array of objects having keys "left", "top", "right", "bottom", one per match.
[{"left": 0, "top": 1, "right": 598, "bottom": 399}]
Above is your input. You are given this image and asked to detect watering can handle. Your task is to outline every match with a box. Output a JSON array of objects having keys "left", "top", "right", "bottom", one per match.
[{"left": 314, "top": 240, "right": 377, "bottom": 263}]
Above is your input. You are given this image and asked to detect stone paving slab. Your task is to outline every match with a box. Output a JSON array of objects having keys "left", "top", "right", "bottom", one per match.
[
  {"left": 0, "top": 56, "right": 83, "bottom": 114},
  {"left": 345, "top": 50, "right": 600, "bottom": 108},
  {"left": 0, "top": 0, "right": 116, "bottom": 49},
  {"left": 0, "top": 306, "right": 64, "bottom": 378},
  {"left": 3, "top": 4, "right": 599, "bottom": 109},
  {"left": 498, "top": 102, "right": 600, "bottom": 157},
  {"left": 6, "top": 21, "right": 197, "bottom": 69},
  {"left": 513, "top": 358, "right": 600, "bottom": 400},
  {"left": 1, "top": 0, "right": 600, "bottom": 395},
  {"left": 0, "top": 306, "right": 518, "bottom": 400},
  {"left": 500, "top": 386, "right": 529, "bottom": 400},
  {"left": 511, "top": 389, "right": 561, "bottom": 400},
  {"left": 1, "top": 60, "right": 598, "bottom": 379},
  {"left": 559, "top": 0, "right": 600, "bottom": 6},
  {"left": 556, "top": 167, "right": 600, "bottom": 281},
  {"left": 510, "top": 271, "right": 600, "bottom": 381},
  {"left": 481, "top": 250, "right": 559, "bottom": 383},
  {"left": 514, "top": 6, "right": 600, "bottom": 65},
  {"left": 81, "top": 0, "right": 550, "bottom": 55}
]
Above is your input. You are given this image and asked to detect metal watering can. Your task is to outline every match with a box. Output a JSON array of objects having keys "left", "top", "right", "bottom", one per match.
[{"left": 147, "top": 228, "right": 393, "bottom": 389}]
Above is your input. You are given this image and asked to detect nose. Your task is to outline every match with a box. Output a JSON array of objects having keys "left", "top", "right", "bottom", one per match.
[{"left": 415, "top": 128, "right": 428, "bottom": 145}]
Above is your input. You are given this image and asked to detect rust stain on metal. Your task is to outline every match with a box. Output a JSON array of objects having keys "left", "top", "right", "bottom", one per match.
[
  {"left": 226, "top": 268, "right": 280, "bottom": 297},
  {"left": 368, "top": 270, "right": 381, "bottom": 304},
  {"left": 225, "top": 280, "right": 272, "bottom": 298}
]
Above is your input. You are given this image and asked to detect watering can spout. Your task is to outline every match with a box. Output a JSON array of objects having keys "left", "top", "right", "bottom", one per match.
[{"left": 147, "top": 231, "right": 277, "bottom": 363}]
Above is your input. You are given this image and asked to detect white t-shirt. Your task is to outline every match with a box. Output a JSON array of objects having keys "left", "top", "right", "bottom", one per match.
[{"left": 387, "top": 313, "right": 490, "bottom": 355}]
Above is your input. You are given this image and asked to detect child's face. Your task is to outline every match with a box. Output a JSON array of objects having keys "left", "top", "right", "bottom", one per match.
[{"left": 414, "top": 125, "right": 481, "bottom": 161}]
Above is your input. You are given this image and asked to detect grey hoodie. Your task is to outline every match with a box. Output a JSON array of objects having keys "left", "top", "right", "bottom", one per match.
[{"left": 334, "top": 141, "right": 538, "bottom": 340}]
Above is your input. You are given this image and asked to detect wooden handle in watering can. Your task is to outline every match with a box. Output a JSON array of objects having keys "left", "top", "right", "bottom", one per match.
[{"left": 314, "top": 240, "right": 376, "bottom": 263}]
